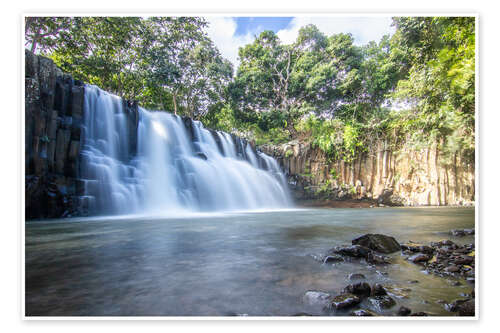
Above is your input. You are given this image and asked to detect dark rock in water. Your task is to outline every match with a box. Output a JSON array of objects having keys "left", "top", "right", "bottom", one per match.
[
  {"left": 350, "top": 309, "right": 375, "bottom": 316},
  {"left": 330, "top": 245, "right": 372, "bottom": 258},
  {"left": 367, "top": 295, "right": 396, "bottom": 311},
  {"left": 407, "top": 280, "right": 419, "bottom": 284},
  {"left": 323, "top": 254, "right": 344, "bottom": 263},
  {"left": 343, "top": 282, "right": 372, "bottom": 298},
  {"left": 445, "top": 265, "right": 460, "bottom": 273},
  {"left": 327, "top": 293, "right": 361, "bottom": 310},
  {"left": 444, "top": 299, "right": 469, "bottom": 312},
  {"left": 454, "top": 256, "right": 474, "bottom": 265},
  {"left": 303, "top": 291, "right": 331, "bottom": 307},
  {"left": 195, "top": 152, "right": 208, "bottom": 160},
  {"left": 371, "top": 284, "right": 387, "bottom": 296},
  {"left": 352, "top": 234, "right": 401, "bottom": 254},
  {"left": 451, "top": 229, "right": 466, "bottom": 237},
  {"left": 348, "top": 273, "right": 366, "bottom": 281},
  {"left": 397, "top": 306, "right": 412, "bottom": 316},
  {"left": 410, "top": 312, "right": 429, "bottom": 316},
  {"left": 457, "top": 299, "right": 475, "bottom": 316},
  {"left": 408, "top": 253, "right": 431, "bottom": 263}
]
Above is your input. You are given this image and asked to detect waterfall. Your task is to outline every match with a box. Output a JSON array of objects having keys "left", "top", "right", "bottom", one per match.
[{"left": 79, "top": 85, "right": 292, "bottom": 216}]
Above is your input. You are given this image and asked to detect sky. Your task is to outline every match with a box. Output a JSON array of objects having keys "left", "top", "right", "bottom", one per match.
[{"left": 206, "top": 16, "right": 395, "bottom": 69}]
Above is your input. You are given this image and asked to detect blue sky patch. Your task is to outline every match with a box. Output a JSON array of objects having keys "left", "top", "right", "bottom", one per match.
[{"left": 234, "top": 17, "right": 294, "bottom": 36}]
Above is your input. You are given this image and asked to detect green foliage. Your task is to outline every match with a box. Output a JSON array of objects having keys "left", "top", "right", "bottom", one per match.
[
  {"left": 26, "top": 17, "right": 232, "bottom": 119},
  {"left": 285, "top": 149, "right": 294, "bottom": 158}
]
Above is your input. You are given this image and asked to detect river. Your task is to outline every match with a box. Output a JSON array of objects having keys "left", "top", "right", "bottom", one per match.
[{"left": 25, "top": 207, "right": 475, "bottom": 316}]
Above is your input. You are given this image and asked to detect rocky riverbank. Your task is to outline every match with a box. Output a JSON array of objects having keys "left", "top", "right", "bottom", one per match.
[
  {"left": 260, "top": 139, "right": 475, "bottom": 208},
  {"left": 302, "top": 232, "right": 475, "bottom": 316}
]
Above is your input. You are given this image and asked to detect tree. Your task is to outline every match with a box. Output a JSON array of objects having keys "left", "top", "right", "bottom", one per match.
[{"left": 25, "top": 17, "right": 72, "bottom": 53}]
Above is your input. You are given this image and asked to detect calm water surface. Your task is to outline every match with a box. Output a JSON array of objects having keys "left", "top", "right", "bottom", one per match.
[{"left": 25, "top": 207, "right": 475, "bottom": 316}]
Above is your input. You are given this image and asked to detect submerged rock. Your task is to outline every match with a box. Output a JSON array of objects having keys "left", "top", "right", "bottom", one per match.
[
  {"left": 352, "top": 234, "right": 401, "bottom": 254},
  {"left": 323, "top": 254, "right": 344, "bottom": 264},
  {"left": 302, "top": 291, "right": 331, "bottom": 307},
  {"left": 327, "top": 293, "right": 361, "bottom": 310}
]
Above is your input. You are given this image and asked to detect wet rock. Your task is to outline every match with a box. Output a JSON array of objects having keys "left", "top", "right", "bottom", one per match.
[
  {"left": 371, "top": 283, "right": 387, "bottom": 296},
  {"left": 457, "top": 299, "right": 475, "bottom": 316},
  {"left": 352, "top": 234, "right": 401, "bottom": 254},
  {"left": 454, "top": 256, "right": 474, "bottom": 265},
  {"left": 445, "top": 265, "right": 460, "bottom": 273},
  {"left": 367, "top": 295, "right": 396, "bottom": 311},
  {"left": 329, "top": 244, "right": 372, "bottom": 258},
  {"left": 343, "top": 282, "right": 372, "bottom": 298},
  {"left": 408, "top": 253, "right": 431, "bottom": 263},
  {"left": 327, "top": 293, "right": 361, "bottom": 310},
  {"left": 407, "top": 280, "right": 419, "bottom": 284},
  {"left": 397, "top": 306, "right": 411, "bottom": 316},
  {"left": 350, "top": 309, "right": 375, "bottom": 316},
  {"left": 348, "top": 273, "right": 366, "bottom": 281},
  {"left": 444, "top": 299, "right": 469, "bottom": 312},
  {"left": 323, "top": 254, "right": 344, "bottom": 264},
  {"left": 303, "top": 291, "right": 331, "bottom": 307}
]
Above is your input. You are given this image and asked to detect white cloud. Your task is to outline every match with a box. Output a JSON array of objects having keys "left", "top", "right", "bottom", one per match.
[
  {"left": 277, "top": 17, "right": 395, "bottom": 46},
  {"left": 205, "top": 17, "right": 255, "bottom": 70}
]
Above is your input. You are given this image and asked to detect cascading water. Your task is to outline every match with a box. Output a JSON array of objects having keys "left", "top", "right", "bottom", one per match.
[{"left": 79, "top": 85, "right": 292, "bottom": 216}]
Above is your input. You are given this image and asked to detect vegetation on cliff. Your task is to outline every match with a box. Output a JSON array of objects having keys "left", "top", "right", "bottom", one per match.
[{"left": 25, "top": 16, "right": 475, "bottom": 163}]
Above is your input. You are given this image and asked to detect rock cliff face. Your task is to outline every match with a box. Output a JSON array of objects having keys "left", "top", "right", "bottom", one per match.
[
  {"left": 25, "top": 50, "right": 85, "bottom": 219},
  {"left": 261, "top": 140, "right": 475, "bottom": 206},
  {"left": 24, "top": 51, "right": 140, "bottom": 219}
]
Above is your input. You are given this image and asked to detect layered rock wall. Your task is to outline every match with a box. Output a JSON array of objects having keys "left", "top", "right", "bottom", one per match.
[
  {"left": 261, "top": 140, "right": 475, "bottom": 206},
  {"left": 25, "top": 50, "right": 85, "bottom": 218}
]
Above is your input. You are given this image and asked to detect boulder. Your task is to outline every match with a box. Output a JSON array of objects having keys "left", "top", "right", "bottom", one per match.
[
  {"left": 352, "top": 234, "right": 401, "bottom": 254},
  {"left": 342, "top": 282, "right": 372, "bottom": 298}
]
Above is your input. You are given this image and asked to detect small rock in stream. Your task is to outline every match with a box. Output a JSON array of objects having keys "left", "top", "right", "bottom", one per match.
[
  {"left": 350, "top": 309, "right": 376, "bottom": 316},
  {"left": 367, "top": 295, "right": 397, "bottom": 311},
  {"left": 327, "top": 293, "right": 361, "bottom": 310},
  {"left": 397, "top": 306, "right": 412, "bottom": 316}
]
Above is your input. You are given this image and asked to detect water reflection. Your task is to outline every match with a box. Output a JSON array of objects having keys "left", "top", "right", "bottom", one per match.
[{"left": 26, "top": 207, "right": 475, "bottom": 316}]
